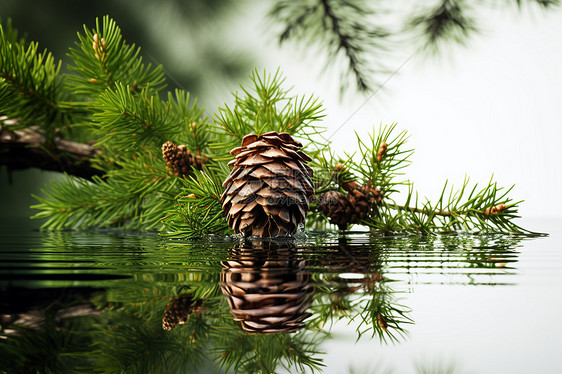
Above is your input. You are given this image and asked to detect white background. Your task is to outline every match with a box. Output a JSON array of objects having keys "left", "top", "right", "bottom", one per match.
[{"left": 234, "top": 3, "right": 562, "bottom": 222}]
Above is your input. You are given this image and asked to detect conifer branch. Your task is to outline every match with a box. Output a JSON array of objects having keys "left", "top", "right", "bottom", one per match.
[
  {"left": 269, "top": 0, "right": 560, "bottom": 93},
  {"left": 318, "top": 0, "right": 373, "bottom": 92},
  {"left": 66, "top": 15, "right": 166, "bottom": 98},
  {"left": 212, "top": 69, "right": 325, "bottom": 158},
  {"left": 314, "top": 124, "right": 530, "bottom": 235},
  {"left": 407, "top": 0, "right": 478, "bottom": 53},
  {"left": 0, "top": 122, "right": 101, "bottom": 179},
  {"left": 0, "top": 17, "right": 533, "bottom": 235},
  {"left": 161, "top": 169, "right": 231, "bottom": 239},
  {"left": 0, "top": 19, "right": 67, "bottom": 138},
  {"left": 270, "top": 0, "right": 389, "bottom": 93}
]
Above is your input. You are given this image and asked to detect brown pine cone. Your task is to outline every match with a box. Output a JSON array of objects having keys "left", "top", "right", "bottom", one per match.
[
  {"left": 319, "top": 186, "right": 375, "bottom": 230},
  {"left": 161, "top": 141, "right": 205, "bottom": 178},
  {"left": 221, "top": 131, "right": 314, "bottom": 237},
  {"left": 162, "top": 294, "right": 203, "bottom": 330}
]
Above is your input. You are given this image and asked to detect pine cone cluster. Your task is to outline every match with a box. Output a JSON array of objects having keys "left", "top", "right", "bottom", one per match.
[
  {"left": 220, "top": 243, "right": 313, "bottom": 333},
  {"left": 161, "top": 141, "right": 205, "bottom": 178},
  {"left": 319, "top": 183, "right": 380, "bottom": 230},
  {"left": 162, "top": 294, "right": 203, "bottom": 330},
  {"left": 221, "top": 131, "right": 314, "bottom": 237}
]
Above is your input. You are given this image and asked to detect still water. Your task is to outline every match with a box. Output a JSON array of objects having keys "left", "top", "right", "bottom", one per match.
[{"left": 1, "top": 218, "right": 561, "bottom": 373}]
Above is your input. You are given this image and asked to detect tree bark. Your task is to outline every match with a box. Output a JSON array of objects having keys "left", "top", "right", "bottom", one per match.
[{"left": 0, "top": 124, "right": 103, "bottom": 180}]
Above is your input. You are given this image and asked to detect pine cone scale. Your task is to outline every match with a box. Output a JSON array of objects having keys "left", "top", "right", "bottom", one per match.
[
  {"left": 249, "top": 167, "right": 276, "bottom": 178},
  {"left": 241, "top": 134, "right": 259, "bottom": 146}
]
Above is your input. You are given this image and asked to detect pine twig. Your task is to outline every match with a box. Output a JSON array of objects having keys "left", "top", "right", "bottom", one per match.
[
  {"left": 319, "top": 0, "right": 369, "bottom": 92},
  {"left": 0, "top": 122, "right": 101, "bottom": 179}
]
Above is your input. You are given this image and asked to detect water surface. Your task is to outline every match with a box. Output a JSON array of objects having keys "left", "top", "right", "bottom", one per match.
[{"left": 1, "top": 218, "right": 561, "bottom": 373}]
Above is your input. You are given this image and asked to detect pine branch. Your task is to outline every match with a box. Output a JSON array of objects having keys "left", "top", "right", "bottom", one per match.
[
  {"left": 213, "top": 69, "right": 325, "bottom": 159},
  {"left": 368, "top": 177, "right": 530, "bottom": 234},
  {"left": 510, "top": 0, "right": 560, "bottom": 9},
  {"left": 270, "top": 0, "right": 559, "bottom": 93},
  {"left": 408, "top": 0, "right": 478, "bottom": 54},
  {"left": 92, "top": 85, "right": 206, "bottom": 154},
  {"left": 0, "top": 19, "right": 66, "bottom": 137},
  {"left": 66, "top": 15, "right": 166, "bottom": 98},
  {"left": 318, "top": 0, "right": 372, "bottom": 92},
  {"left": 161, "top": 168, "right": 232, "bottom": 239},
  {"left": 31, "top": 169, "right": 180, "bottom": 230},
  {"left": 314, "top": 124, "right": 530, "bottom": 234},
  {"left": 269, "top": 0, "right": 390, "bottom": 93},
  {"left": 349, "top": 123, "right": 413, "bottom": 200},
  {"left": 0, "top": 122, "right": 101, "bottom": 179}
]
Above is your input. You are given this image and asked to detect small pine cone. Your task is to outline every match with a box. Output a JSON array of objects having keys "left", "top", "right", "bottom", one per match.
[
  {"left": 484, "top": 203, "right": 507, "bottom": 216},
  {"left": 377, "top": 313, "right": 388, "bottom": 331},
  {"left": 162, "top": 294, "right": 203, "bottom": 330},
  {"left": 161, "top": 141, "right": 205, "bottom": 178},
  {"left": 320, "top": 190, "right": 353, "bottom": 229},
  {"left": 370, "top": 187, "right": 383, "bottom": 204},
  {"left": 320, "top": 186, "right": 375, "bottom": 229},
  {"left": 377, "top": 141, "right": 388, "bottom": 162},
  {"left": 221, "top": 131, "right": 314, "bottom": 237}
]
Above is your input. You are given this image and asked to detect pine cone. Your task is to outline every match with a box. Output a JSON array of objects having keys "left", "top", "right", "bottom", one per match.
[
  {"left": 162, "top": 294, "right": 203, "bottom": 330},
  {"left": 220, "top": 243, "right": 313, "bottom": 333},
  {"left": 319, "top": 187, "right": 373, "bottom": 229},
  {"left": 161, "top": 141, "right": 205, "bottom": 178},
  {"left": 221, "top": 131, "right": 314, "bottom": 237}
]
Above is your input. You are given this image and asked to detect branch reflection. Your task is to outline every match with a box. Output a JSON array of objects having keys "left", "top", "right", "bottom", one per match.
[{"left": 0, "top": 230, "right": 530, "bottom": 373}]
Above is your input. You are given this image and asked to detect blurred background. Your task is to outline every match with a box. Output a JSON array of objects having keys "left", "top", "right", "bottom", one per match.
[{"left": 1, "top": 0, "right": 561, "bottom": 230}]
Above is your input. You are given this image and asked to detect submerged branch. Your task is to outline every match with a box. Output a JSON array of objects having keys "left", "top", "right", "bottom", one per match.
[{"left": 0, "top": 122, "right": 102, "bottom": 180}]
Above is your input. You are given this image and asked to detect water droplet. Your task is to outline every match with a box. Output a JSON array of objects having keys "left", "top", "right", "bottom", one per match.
[{"left": 294, "top": 223, "right": 308, "bottom": 240}]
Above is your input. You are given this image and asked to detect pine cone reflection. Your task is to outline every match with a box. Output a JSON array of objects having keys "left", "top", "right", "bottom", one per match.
[
  {"left": 162, "top": 294, "right": 203, "bottom": 330},
  {"left": 220, "top": 243, "right": 313, "bottom": 334}
]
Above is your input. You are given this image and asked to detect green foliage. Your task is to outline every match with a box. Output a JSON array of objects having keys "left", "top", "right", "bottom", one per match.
[
  {"left": 0, "top": 18, "right": 65, "bottom": 135},
  {"left": 161, "top": 169, "right": 232, "bottom": 239},
  {"left": 316, "top": 123, "right": 529, "bottom": 234},
  {"left": 269, "top": 0, "right": 560, "bottom": 92},
  {"left": 89, "top": 302, "right": 206, "bottom": 374},
  {"left": 0, "top": 304, "right": 96, "bottom": 373},
  {"left": 211, "top": 329, "right": 326, "bottom": 373},
  {"left": 212, "top": 68, "right": 325, "bottom": 159},
  {"left": 93, "top": 85, "right": 206, "bottom": 153},
  {"left": 66, "top": 15, "right": 166, "bottom": 97},
  {"left": 0, "top": 16, "right": 531, "bottom": 235},
  {"left": 31, "top": 169, "right": 180, "bottom": 230},
  {"left": 349, "top": 123, "right": 413, "bottom": 201},
  {"left": 269, "top": 0, "right": 390, "bottom": 93},
  {"left": 408, "top": 0, "right": 478, "bottom": 53},
  {"left": 8, "top": 15, "right": 210, "bottom": 231}
]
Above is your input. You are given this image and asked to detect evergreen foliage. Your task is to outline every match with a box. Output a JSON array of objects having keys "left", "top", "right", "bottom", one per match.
[
  {"left": 0, "top": 18, "right": 65, "bottom": 136},
  {"left": 212, "top": 69, "right": 325, "bottom": 159},
  {"left": 0, "top": 16, "right": 533, "bottom": 236},
  {"left": 269, "top": 0, "right": 560, "bottom": 92},
  {"left": 161, "top": 169, "right": 231, "bottom": 239},
  {"left": 66, "top": 16, "right": 166, "bottom": 97}
]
